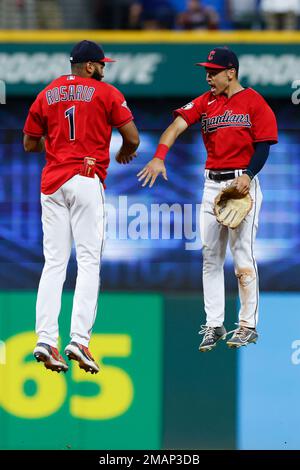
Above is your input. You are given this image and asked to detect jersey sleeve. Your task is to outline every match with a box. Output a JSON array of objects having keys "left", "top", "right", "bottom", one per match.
[
  {"left": 173, "top": 95, "right": 205, "bottom": 126},
  {"left": 250, "top": 94, "right": 278, "bottom": 144},
  {"left": 23, "top": 94, "right": 45, "bottom": 137},
  {"left": 109, "top": 88, "right": 133, "bottom": 128}
]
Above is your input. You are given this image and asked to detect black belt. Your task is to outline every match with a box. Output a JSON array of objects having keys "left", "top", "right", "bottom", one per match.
[{"left": 207, "top": 169, "right": 246, "bottom": 182}]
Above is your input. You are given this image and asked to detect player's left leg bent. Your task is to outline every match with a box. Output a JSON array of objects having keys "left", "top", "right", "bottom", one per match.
[{"left": 227, "top": 177, "right": 262, "bottom": 347}]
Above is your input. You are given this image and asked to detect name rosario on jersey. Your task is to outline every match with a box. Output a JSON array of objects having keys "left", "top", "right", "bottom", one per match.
[
  {"left": 46, "top": 85, "right": 96, "bottom": 105},
  {"left": 201, "top": 110, "right": 251, "bottom": 133}
]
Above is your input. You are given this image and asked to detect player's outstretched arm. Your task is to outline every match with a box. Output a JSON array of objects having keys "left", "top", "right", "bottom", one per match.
[
  {"left": 115, "top": 121, "right": 140, "bottom": 164},
  {"left": 137, "top": 116, "right": 188, "bottom": 188},
  {"left": 23, "top": 134, "right": 45, "bottom": 152}
]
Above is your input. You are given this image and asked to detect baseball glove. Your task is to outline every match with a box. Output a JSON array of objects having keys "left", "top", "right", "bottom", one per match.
[{"left": 214, "top": 185, "right": 253, "bottom": 229}]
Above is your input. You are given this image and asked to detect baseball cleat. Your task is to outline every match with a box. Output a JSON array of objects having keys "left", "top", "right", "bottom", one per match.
[
  {"left": 33, "top": 343, "right": 68, "bottom": 373},
  {"left": 198, "top": 325, "right": 227, "bottom": 352},
  {"left": 226, "top": 326, "right": 258, "bottom": 349},
  {"left": 64, "top": 342, "right": 100, "bottom": 374}
]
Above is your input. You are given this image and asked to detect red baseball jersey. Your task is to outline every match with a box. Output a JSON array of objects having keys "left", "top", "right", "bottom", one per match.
[
  {"left": 174, "top": 88, "right": 278, "bottom": 169},
  {"left": 23, "top": 74, "right": 133, "bottom": 194}
]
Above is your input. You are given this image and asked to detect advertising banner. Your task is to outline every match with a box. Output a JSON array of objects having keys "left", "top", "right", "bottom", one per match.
[
  {"left": 0, "top": 292, "right": 163, "bottom": 449},
  {"left": 0, "top": 32, "right": 299, "bottom": 97}
]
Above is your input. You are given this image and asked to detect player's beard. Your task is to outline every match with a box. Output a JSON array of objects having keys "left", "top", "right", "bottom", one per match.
[{"left": 92, "top": 69, "right": 103, "bottom": 81}]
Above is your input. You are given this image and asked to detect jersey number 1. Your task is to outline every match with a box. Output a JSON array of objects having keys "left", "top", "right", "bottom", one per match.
[{"left": 65, "top": 106, "right": 75, "bottom": 141}]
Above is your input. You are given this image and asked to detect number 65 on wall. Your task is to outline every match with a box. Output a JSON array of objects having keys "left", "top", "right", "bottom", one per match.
[{"left": 0, "top": 332, "right": 133, "bottom": 420}]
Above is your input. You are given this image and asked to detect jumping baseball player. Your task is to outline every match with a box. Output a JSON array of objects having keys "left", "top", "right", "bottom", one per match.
[
  {"left": 138, "top": 47, "right": 278, "bottom": 351},
  {"left": 23, "top": 40, "right": 139, "bottom": 373}
]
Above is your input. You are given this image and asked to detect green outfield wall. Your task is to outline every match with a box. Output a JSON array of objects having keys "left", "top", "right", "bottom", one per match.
[
  {"left": 0, "top": 291, "right": 238, "bottom": 450},
  {"left": 0, "top": 292, "right": 163, "bottom": 449}
]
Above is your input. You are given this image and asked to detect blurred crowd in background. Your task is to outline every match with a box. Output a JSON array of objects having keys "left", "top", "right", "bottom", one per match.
[{"left": 0, "top": 0, "right": 299, "bottom": 31}]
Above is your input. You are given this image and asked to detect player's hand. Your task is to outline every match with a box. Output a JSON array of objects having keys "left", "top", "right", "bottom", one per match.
[
  {"left": 137, "top": 158, "right": 168, "bottom": 188},
  {"left": 115, "top": 151, "right": 137, "bottom": 164},
  {"left": 231, "top": 174, "right": 251, "bottom": 196}
]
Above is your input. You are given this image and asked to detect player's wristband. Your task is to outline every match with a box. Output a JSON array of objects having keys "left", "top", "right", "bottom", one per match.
[{"left": 154, "top": 143, "right": 169, "bottom": 161}]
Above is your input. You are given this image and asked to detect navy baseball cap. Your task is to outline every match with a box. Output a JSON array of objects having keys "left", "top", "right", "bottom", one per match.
[
  {"left": 70, "top": 40, "right": 115, "bottom": 64},
  {"left": 196, "top": 47, "right": 239, "bottom": 71}
]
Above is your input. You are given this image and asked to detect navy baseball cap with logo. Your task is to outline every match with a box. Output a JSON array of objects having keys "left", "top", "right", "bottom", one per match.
[
  {"left": 70, "top": 40, "right": 115, "bottom": 64},
  {"left": 196, "top": 47, "right": 239, "bottom": 72}
]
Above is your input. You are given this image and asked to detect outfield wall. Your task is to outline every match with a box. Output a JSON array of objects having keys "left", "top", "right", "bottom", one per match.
[{"left": 0, "top": 31, "right": 299, "bottom": 97}]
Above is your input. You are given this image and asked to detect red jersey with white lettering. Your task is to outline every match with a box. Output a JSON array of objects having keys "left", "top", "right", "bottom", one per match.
[
  {"left": 174, "top": 88, "right": 278, "bottom": 169},
  {"left": 23, "top": 74, "right": 133, "bottom": 194}
]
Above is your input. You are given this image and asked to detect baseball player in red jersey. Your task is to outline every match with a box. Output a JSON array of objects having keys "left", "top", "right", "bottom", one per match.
[
  {"left": 23, "top": 40, "right": 139, "bottom": 373},
  {"left": 138, "top": 47, "right": 278, "bottom": 351}
]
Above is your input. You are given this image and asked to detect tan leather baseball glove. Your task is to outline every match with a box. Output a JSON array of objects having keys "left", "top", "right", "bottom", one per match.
[{"left": 214, "top": 185, "right": 253, "bottom": 229}]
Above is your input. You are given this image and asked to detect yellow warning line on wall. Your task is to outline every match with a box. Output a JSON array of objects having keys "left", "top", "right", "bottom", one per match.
[{"left": 0, "top": 30, "right": 299, "bottom": 43}]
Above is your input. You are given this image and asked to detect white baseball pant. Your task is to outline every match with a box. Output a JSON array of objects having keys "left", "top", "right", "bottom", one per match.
[
  {"left": 36, "top": 174, "right": 105, "bottom": 347},
  {"left": 200, "top": 174, "right": 263, "bottom": 328}
]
